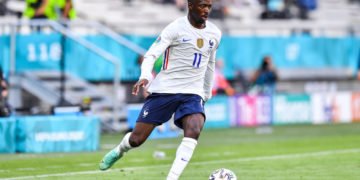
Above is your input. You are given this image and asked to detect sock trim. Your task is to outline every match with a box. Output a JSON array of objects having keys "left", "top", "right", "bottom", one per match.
[{"left": 182, "top": 137, "right": 197, "bottom": 146}]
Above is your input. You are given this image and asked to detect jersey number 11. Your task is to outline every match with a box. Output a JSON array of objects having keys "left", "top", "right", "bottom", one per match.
[{"left": 193, "top": 53, "right": 202, "bottom": 68}]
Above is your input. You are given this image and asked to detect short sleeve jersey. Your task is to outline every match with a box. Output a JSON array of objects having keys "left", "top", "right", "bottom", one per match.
[{"left": 141, "top": 16, "right": 222, "bottom": 99}]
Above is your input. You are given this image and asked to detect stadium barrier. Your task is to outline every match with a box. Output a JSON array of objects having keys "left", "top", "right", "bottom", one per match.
[
  {"left": 204, "top": 95, "right": 232, "bottom": 129},
  {"left": 0, "top": 115, "right": 100, "bottom": 153},
  {"left": 232, "top": 94, "right": 272, "bottom": 126},
  {"left": 126, "top": 95, "right": 232, "bottom": 139},
  {"left": 16, "top": 115, "right": 100, "bottom": 153},
  {"left": 1, "top": 34, "right": 359, "bottom": 81},
  {"left": 352, "top": 93, "right": 360, "bottom": 122},
  {"left": 273, "top": 93, "right": 312, "bottom": 125},
  {"left": 0, "top": 117, "right": 16, "bottom": 153},
  {"left": 126, "top": 91, "right": 360, "bottom": 138},
  {"left": 232, "top": 92, "right": 357, "bottom": 126}
]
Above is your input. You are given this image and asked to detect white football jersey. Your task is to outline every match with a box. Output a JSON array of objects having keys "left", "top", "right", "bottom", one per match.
[{"left": 140, "top": 16, "right": 222, "bottom": 101}]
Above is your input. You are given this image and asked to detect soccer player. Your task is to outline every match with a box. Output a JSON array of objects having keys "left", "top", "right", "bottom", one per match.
[{"left": 99, "top": 0, "right": 221, "bottom": 179}]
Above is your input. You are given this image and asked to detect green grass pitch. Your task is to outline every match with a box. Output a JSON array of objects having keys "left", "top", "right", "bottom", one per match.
[{"left": 1, "top": 123, "right": 360, "bottom": 180}]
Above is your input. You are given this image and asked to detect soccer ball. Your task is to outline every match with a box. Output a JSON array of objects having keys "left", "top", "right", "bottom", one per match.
[{"left": 209, "top": 168, "right": 237, "bottom": 180}]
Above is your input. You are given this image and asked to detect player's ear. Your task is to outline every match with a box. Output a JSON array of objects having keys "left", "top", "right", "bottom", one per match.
[{"left": 188, "top": 1, "right": 193, "bottom": 10}]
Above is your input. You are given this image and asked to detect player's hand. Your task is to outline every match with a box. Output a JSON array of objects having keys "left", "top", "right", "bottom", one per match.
[{"left": 132, "top": 79, "right": 149, "bottom": 96}]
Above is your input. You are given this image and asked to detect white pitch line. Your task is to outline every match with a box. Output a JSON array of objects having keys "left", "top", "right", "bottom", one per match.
[
  {"left": 13, "top": 168, "right": 36, "bottom": 171},
  {"left": 2, "top": 148, "right": 360, "bottom": 180},
  {"left": 100, "top": 144, "right": 117, "bottom": 150},
  {"left": 77, "top": 163, "right": 95, "bottom": 167}
]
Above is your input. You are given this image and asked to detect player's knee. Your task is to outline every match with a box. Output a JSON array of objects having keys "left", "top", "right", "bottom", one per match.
[
  {"left": 184, "top": 127, "right": 202, "bottom": 139},
  {"left": 128, "top": 135, "right": 144, "bottom": 147}
]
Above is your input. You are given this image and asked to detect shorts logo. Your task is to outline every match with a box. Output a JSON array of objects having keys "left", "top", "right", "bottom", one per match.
[{"left": 143, "top": 110, "right": 149, "bottom": 118}]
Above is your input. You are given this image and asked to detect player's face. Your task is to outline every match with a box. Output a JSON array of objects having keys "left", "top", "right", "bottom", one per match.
[{"left": 189, "top": 0, "right": 212, "bottom": 24}]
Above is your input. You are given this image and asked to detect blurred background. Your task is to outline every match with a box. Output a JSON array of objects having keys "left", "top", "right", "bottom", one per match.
[{"left": 0, "top": 0, "right": 360, "bottom": 153}]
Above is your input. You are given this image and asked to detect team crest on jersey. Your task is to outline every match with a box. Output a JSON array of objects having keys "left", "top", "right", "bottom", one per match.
[
  {"left": 197, "top": 38, "right": 204, "bottom": 48},
  {"left": 209, "top": 39, "right": 215, "bottom": 48}
]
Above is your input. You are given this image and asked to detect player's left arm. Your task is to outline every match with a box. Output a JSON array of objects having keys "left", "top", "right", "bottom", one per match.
[
  {"left": 203, "top": 50, "right": 217, "bottom": 102},
  {"left": 203, "top": 31, "right": 221, "bottom": 102}
]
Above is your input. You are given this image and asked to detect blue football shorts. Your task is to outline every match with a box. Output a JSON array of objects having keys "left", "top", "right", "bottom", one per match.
[{"left": 136, "top": 93, "right": 205, "bottom": 129}]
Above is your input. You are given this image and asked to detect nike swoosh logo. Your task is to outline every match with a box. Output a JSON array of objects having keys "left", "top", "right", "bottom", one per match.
[
  {"left": 181, "top": 158, "right": 188, "bottom": 162},
  {"left": 182, "top": 38, "right": 191, "bottom": 42}
]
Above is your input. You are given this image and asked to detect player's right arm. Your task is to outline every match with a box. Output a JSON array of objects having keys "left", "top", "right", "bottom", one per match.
[
  {"left": 132, "top": 23, "right": 177, "bottom": 96},
  {"left": 203, "top": 29, "right": 222, "bottom": 101}
]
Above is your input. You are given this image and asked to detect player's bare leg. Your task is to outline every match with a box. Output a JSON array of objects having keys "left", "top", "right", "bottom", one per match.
[
  {"left": 167, "top": 114, "right": 205, "bottom": 180},
  {"left": 99, "top": 122, "right": 155, "bottom": 170}
]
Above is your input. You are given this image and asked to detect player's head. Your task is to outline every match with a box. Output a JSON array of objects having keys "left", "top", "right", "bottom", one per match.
[
  {"left": 261, "top": 56, "right": 272, "bottom": 70},
  {"left": 188, "top": 0, "right": 212, "bottom": 25}
]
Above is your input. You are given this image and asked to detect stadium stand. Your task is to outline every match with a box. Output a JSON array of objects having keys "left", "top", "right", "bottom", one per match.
[
  {"left": 2, "top": 0, "right": 359, "bottom": 36},
  {"left": 0, "top": 0, "right": 359, "bottom": 132},
  {"left": 72, "top": 0, "right": 360, "bottom": 36},
  {"left": 73, "top": 0, "right": 360, "bottom": 94},
  {"left": 15, "top": 71, "right": 126, "bottom": 131}
]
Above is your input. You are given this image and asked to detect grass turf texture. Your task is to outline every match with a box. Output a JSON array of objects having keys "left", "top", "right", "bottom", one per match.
[{"left": 1, "top": 123, "right": 360, "bottom": 180}]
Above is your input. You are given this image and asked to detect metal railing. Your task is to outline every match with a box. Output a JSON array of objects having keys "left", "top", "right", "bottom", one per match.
[
  {"left": 63, "top": 19, "right": 147, "bottom": 55},
  {"left": 0, "top": 19, "right": 145, "bottom": 123}
]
